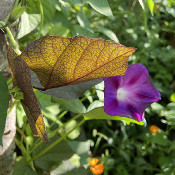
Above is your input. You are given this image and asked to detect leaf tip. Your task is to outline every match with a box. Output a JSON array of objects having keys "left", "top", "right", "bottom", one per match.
[{"left": 35, "top": 114, "right": 50, "bottom": 144}]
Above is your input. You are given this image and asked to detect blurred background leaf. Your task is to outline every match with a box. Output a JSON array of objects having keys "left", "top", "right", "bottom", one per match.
[{"left": 0, "top": 73, "right": 9, "bottom": 146}]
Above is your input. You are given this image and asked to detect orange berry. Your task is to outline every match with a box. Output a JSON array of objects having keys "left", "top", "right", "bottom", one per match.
[
  {"left": 90, "top": 158, "right": 99, "bottom": 166},
  {"left": 149, "top": 125, "right": 159, "bottom": 133},
  {"left": 90, "top": 164, "right": 104, "bottom": 175}
]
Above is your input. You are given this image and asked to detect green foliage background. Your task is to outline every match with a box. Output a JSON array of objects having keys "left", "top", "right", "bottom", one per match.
[{"left": 1, "top": 0, "right": 175, "bottom": 174}]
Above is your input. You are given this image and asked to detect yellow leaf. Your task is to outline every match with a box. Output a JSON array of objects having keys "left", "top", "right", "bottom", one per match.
[{"left": 21, "top": 35, "right": 136, "bottom": 90}]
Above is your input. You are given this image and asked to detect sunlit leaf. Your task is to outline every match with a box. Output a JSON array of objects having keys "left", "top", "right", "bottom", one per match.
[
  {"left": 147, "top": 0, "right": 154, "bottom": 16},
  {"left": 6, "top": 45, "right": 49, "bottom": 144},
  {"left": 170, "top": 93, "right": 175, "bottom": 102},
  {"left": 17, "top": 12, "right": 41, "bottom": 39},
  {"left": 138, "top": 0, "right": 144, "bottom": 9},
  {"left": 87, "top": 0, "right": 113, "bottom": 17},
  {"left": 0, "top": 72, "right": 9, "bottom": 146},
  {"left": 97, "top": 26, "right": 119, "bottom": 43},
  {"left": 16, "top": 102, "right": 26, "bottom": 128},
  {"left": 87, "top": 100, "right": 104, "bottom": 112},
  {"left": 21, "top": 35, "right": 136, "bottom": 93},
  {"left": 65, "top": 120, "right": 80, "bottom": 139},
  {"left": 62, "top": 0, "right": 113, "bottom": 17},
  {"left": 84, "top": 107, "right": 144, "bottom": 125}
]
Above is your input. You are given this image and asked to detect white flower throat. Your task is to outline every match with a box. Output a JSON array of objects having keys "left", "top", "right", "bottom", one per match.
[{"left": 117, "top": 88, "right": 127, "bottom": 101}]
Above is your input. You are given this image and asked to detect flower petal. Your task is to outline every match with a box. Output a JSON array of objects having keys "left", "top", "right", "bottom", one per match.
[{"left": 104, "top": 64, "right": 161, "bottom": 121}]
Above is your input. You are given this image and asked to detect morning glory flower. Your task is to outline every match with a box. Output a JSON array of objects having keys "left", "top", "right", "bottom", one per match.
[{"left": 104, "top": 64, "right": 161, "bottom": 122}]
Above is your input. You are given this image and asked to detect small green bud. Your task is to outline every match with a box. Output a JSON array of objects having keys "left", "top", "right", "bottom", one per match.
[{"left": 13, "top": 91, "right": 24, "bottom": 100}]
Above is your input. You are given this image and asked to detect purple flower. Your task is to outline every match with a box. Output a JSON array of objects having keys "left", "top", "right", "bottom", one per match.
[{"left": 104, "top": 64, "right": 161, "bottom": 122}]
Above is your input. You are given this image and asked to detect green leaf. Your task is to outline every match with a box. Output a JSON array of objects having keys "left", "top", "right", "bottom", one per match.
[
  {"left": 65, "top": 120, "right": 81, "bottom": 140},
  {"left": 77, "top": 10, "right": 91, "bottom": 29},
  {"left": 41, "top": 0, "right": 57, "bottom": 24},
  {"left": 68, "top": 140, "right": 90, "bottom": 165},
  {"left": 13, "top": 157, "right": 38, "bottom": 175},
  {"left": 31, "top": 71, "right": 102, "bottom": 100},
  {"left": 63, "top": 0, "right": 113, "bottom": 17},
  {"left": 51, "top": 157, "right": 87, "bottom": 175},
  {"left": 48, "top": 22, "right": 70, "bottom": 37},
  {"left": 72, "top": 25, "right": 98, "bottom": 38},
  {"left": 40, "top": 0, "right": 57, "bottom": 35},
  {"left": 170, "top": 93, "right": 175, "bottom": 102},
  {"left": 151, "top": 132, "right": 169, "bottom": 146},
  {"left": 96, "top": 90, "right": 104, "bottom": 101},
  {"left": 87, "top": 100, "right": 104, "bottom": 112},
  {"left": 52, "top": 11, "right": 72, "bottom": 29},
  {"left": 2, "top": 0, "right": 26, "bottom": 28},
  {"left": 13, "top": 91, "right": 24, "bottom": 100},
  {"left": 83, "top": 107, "right": 144, "bottom": 125},
  {"left": 25, "top": 0, "right": 57, "bottom": 35},
  {"left": 95, "top": 81, "right": 104, "bottom": 101},
  {"left": 35, "top": 91, "right": 61, "bottom": 122},
  {"left": 51, "top": 97, "right": 86, "bottom": 113},
  {"left": 87, "top": 0, "right": 113, "bottom": 17},
  {"left": 0, "top": 73, "right": 9, "bottom": 146},
  {"left": 32, "top": 135, "right": 74, "bottom": 170},
  {"left": 95, "top": 81, "right": 104, "bottom": 90},
  {"left": 169, "top": 141, "right": 175, "bottom": 151},
  {"left": 158, "top": 156, "right": 173, "bottom": 171},
  {"left": 147, "top": 0, "right": 154, "bottom": 16},
  {"left": 17, "top": 12, "right": 41, "bottom": 39},
  {"left": 16, "top": 102, "right": 26, "bottom": 128},
  {"left": 97, "top": 26, "right": 119, "bottom": 43},
  {"left": 138, "top": 0, "right": 145, "bottom": 9}
]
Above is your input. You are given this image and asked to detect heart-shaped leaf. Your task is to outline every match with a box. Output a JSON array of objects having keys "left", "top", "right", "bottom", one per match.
[
  {"left": 31, "top": 70, "right": 103, "bottom": 99},
  {"left": 84, "top": 107, "right": 144, "bottom": 125},
  {"left": 21, "top": 35, "right": 136, "bottom": 92},
  {"left": 6, "top": 45, "right": 49, "bottom": 144}
]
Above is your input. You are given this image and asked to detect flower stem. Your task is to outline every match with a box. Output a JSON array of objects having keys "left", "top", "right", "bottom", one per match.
[
  {"left": 93, "top": 136, "right": 102, "bottom": 156},
  {"left": 29, "top": 119, "right": 86, "bottom": 162},
  {"left": 15, "top": 138, "right": 26, "bottom": 156}
]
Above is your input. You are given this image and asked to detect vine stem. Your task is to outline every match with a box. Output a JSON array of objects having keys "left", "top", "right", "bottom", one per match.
[
  {"left": 29, "top": 119, "right": 86, "bottom": 162},
  {"left": 48, "top": 111, "right": 68, "bottom": 129},
  {"left": 37, "top": 0, "right": 44, "bottom": 39},
  {"left": 29, "top": 113, "right": 82, "bottom": 153},
  {"left": 49, "top": 113, "right": 82, "bottom": 137},
  {"left": 0, "top": 21, "right": 21, "bottom": 55}
]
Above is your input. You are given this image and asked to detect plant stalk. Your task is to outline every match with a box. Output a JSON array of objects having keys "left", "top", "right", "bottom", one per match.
[{"left": 29, "top": 119, "right": 85, "bottom": 162}]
